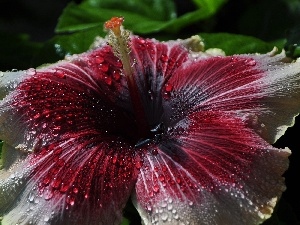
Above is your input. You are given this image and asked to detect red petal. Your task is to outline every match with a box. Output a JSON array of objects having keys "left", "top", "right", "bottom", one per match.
[
  {"left": 164, "top": 53, "right": 300, "bottom": 143},
  {"left": 1, "top": 132, "right": 139, "bottom": 225},
  {"left": 134, "top": 111, "right": 289, "bottom": 224},
  {"left": 0, "top": 42, "right": 140, "bottom": 224},
  {"left": 128, "top": 36, "right": 190, "bottom": 125},
  {"left": 165, "top": 55, "right": 263, "bottom": 122}
]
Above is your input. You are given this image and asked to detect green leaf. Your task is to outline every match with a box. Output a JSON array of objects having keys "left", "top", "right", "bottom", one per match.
[
  {"left": 200, "top": 33, "right": 281, "bottom": 55},
  {"left": 56, "top": 0, "right": 177, "bottom": 34},
  {"left": 51, "top": 0, "right": 227, "bottom": 55},
  {"left": 56, "top": 0, "right": 226, "bottom": 35},
  {"left": 192, "top": 0, "right": 227, "bottom": 18}
]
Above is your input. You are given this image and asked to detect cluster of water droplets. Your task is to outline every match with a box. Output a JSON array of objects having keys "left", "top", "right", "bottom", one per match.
[{"left": 146, "top": 197, "right": 198, "bottom": 225}]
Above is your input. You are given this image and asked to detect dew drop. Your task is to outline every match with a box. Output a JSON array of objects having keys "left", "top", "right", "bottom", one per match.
[
  {"left": 95, "top": 56, "right": 104, "bottom": 64},
  {"left": 44, "top": 188, "right": 53, "bottom": 200},
  {"left": 153, "top": 185, "right": 159, "bottom": 193},
  {"left": 112, "top": 70, "right": 121, "bottom": 80},
  {"left": 165, "top": 83, "right": 173, "bottom": 92},
  {"left": 173, "top": 214, "right": 179, "bottom": 220},
  {"left": 104, "top": 76, "right": 112, "bottom": 85},
  {"left": 99, "top": 63, "right": 109, "bottom": 72},
  {"left": 60, "top": 183, "right": 69, "bottom": 193},
  {"left": 28, "top": 192, "right": 35, "bottom": 202},
  {"left": 73, "top": 187, "right": 79, "bottom": 194},
  {"left": 160, "top": 54, "right": 168, "bottom": 62},
  {"left": 33, "top": 113, "right": 40, "bottom": 119},
  {"left": 115, "top": 59, "right": 123, "bottom": 68},
  {"left": 167, "top": 203, "right": 173, "bottom": 211},
  {"left": 51, "top": 178, "right": 61, "bottom": 189},
  {"left": 112, "top": 155, "right": 117, "bottom": 164},
  {"left": 158, "top": 174, "right": 165, "bottom": 182},
  {"left": 137, "top": 38, "right": 146, "bottom": 45},
  {"left": 152, "top": 148, "right": 158, "bottom": 155},
  {"left": 27, "top": 68, "right": 36, "bottom": 76},
  {"left": 148, "top": 90, "right": 154, "bottom": 100},
  {"left": 135, "top": 158, "right": 143, "bottom": 169},
  {"left": 161, "top": 201, "right": 167, "bottom": 208},
  {"left": 44, "top": 216, "right": 50, "bottom": 222},
  {"left": 43, "top": 176, "right": 51, "bottom": 185},
  {"left": 67, "top": 195, "right": 75, "bottom": 206},
  {"left": 161, "top": 212, "right": 168, "bottom": 221},
  {"left": 55, "top": 70, "right": 66, "bottom": 79},
  {"left": 245, "top": 59, "right": 256, "bottom": 66}
]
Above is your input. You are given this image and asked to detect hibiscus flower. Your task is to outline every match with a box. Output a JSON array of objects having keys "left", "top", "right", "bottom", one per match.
[{"left": 1, "top": 17, "right": 300, "bottom": 225}]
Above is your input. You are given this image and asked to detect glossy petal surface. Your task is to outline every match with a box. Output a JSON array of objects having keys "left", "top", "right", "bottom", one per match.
[
  {"left": 134, "top": 111, "right": 290, "bottom": 225},
  {"left": 0, "top": 42, "right": 140, "bottom": 224},
  {"left": 166, "top": 52, "right": 300, "bottom": 143}
]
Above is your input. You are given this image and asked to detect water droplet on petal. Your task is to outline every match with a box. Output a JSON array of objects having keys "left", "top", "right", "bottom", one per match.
[
  {"left": 161, "top": 201, "right": 167, "bottom": 208},
  {"left": 95, "top": 56, "right": 104, "bottom": 64},
  {"left": 27, "top": 68, "right": 36, "bottom": 76},
  {"left": 115, "top": 60, "right": 123, "bottom": 68},
  {"left": 158, "top": 174, "right": 165, "bottom": 182},
  {"left": 153, "top": 185, "right": 159, "bottom": 193},
  {"left": 73, "top": 187, "right": 79, "bottom": 194},
  {"left": 33, "top": 113, "right": 41, "bottom": 119},
  {"left": 99, "top": 63, "right": 109, "bottom": 72},
  {"left": 245, "top": 59, "right": 256, "bottom": 66},
  {"left": 161, "top": 212, "right": 168, "bottom": 221},
  {"left": 165, "top": 83, "right": 173, "bottom": 92},
  {"left": 60, "top": 183, "right": 69, "bottom": 193},
  {"left": 105, "top": 76, "right": 113, "bottom": 85},
  {"left": 28, "top": 192, "right": 35, "bottom": 202},
  {"left": 112, "top": 70, "right": 121, "bottom": 80},
  {"left": 55, "top": 70, "right": 66, "bottom": 79},
  {"left": 160, "top": 54, "right": 168, "bottom": 62},
  {"left": 43, "top": 175, "right": 51, "bottom": 185},
  {"left": 67, "top": 195, "right": 75, "bottom": 206},
  {"left": 51, "top": 178, "right": 61, "bottom": 189},
  {"left": 44, "top": 216, "right": 50, "bottom": 222},
  {"left": 44, "top": 188, "right": 53, "bottom": 200},
  {"left": 173, "top": 214, "right": 179, "bottom": 220},
  {"left": 112, "top": 155, "right": 117, "bottom": 164}
]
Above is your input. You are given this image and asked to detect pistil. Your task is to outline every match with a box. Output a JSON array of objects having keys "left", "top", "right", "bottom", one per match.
[{"left": 104, "top": 17, "right": 150, "bottom": 138}]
